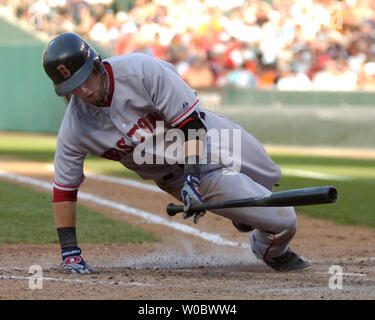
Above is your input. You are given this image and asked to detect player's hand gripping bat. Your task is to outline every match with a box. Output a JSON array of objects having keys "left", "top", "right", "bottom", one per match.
[{"left": 166, "top": 186, "right": 338, "bottom": 217}]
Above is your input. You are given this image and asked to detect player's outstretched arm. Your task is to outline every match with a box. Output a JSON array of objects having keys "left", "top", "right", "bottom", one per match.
[
  {"left": 179, "top": 113, "right": 207, "bottom": 224},
  {"left": 53, "top": 201, "right": 97, "bottom": 274}
]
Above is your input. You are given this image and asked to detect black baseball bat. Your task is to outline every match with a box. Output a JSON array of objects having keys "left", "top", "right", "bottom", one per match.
[{"left": 166, "top": 186, "right": 337, "bottom": 216}]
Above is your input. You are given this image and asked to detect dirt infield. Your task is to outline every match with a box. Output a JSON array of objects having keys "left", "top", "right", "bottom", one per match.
[{"left": 0, "top": 157, "right": 375, "bottom": 300}]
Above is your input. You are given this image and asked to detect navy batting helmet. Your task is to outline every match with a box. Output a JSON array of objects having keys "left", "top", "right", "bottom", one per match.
[{"left": 42, "top": 32, "right": 105, "bottom": 96}]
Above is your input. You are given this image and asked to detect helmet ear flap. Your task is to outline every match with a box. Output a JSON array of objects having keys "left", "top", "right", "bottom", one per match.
[{"left": 93, "top": 55, "right": 105, "bottom": 74}]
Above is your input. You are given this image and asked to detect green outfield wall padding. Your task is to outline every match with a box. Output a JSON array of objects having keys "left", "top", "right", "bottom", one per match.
[
  {"left": 215, "top": 105, "right": 375, "bottom": 148},
  {"left": 222, "top": 87, "right": 375, "bottom": 107},
  {"left": 0, "top": 17, "right": 68, "bottom": 134},
  {"left": 0, "top": 17, "right": 111, "bottom": 135}
]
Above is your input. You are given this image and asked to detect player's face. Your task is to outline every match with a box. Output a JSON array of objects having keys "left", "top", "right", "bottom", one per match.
[{"left": 71, "top": 69, "right": 107, "bottom": 106}]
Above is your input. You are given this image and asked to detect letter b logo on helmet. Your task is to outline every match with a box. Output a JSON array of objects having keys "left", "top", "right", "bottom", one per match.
[
  {"left": 42, "top": 33, "right": 104, "bottom": 96},
  {"left": 56, "top": 64, "right": 71, "bottom": 79}
]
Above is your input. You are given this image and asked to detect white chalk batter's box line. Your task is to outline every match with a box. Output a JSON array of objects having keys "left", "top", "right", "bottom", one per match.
[
  {"left": 0, "top": 169, "right": 250, "bottom": 249},
  {"left": 0, "top": 274, "right": 150, "bottom": 288},
  {"left": 0, "top": 271, "right": 368, "bottom": 282},
  {"left": 1, "top": 263, "right": 370, "bottom": 275},
  {"left": 0, "top": 170, "right": 371, "bottom": 269},
  {"left": 0, "top": 263, "right": 371, "bottom": 282},
  {"left": 0, "top": 171, "right": 371, "bottom": 283},
  {"left": 0, "top": 166, "right": 371, "bottom": 296},
  {"left": 1, "top": 273, "right": 373, "bottom": 296}
]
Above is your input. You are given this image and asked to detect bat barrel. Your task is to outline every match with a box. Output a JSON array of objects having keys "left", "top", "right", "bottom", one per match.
[{"left": 264, "top": 186, "right": 338, "bottom": 207}]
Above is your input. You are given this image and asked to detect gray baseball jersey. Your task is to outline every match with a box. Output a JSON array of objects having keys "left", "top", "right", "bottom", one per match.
[
  {"left": 53, "top": 53, "right": 296, "bottom": 260},
  {"left": 54, "top": 53, "right": 279, "bottom": 190}
]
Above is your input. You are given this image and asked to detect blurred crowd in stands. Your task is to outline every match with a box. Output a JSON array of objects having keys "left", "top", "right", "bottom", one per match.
[{"left": 1, "top": 0, "right": 375, "bottom": 91}]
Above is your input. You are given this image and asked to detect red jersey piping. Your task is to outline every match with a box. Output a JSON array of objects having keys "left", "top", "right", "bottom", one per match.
[{"left": 103, "top": 62, "right": 115, "bottom": 107}]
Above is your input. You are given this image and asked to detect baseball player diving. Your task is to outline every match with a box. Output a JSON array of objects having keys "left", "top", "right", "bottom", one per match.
[{"left": 42, "top": 33, "right": 310, "bottom": 274}]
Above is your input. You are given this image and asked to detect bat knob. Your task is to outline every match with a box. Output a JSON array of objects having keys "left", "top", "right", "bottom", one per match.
[{"left": 167, "top": 203, "right": 180, "bottom": 216}]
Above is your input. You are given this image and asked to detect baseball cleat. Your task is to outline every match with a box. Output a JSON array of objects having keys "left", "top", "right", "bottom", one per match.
[
  {"left": 232, "top": 220, "right": 255, "bottom": 233},
  {"left": 254, "top": 248, "right": 311, "bottom": 272}
]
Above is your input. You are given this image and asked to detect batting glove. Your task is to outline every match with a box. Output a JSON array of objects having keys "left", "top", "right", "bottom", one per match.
[
  {"left": 61, "top": 247, "right": 98, "bottom": 274},
  {"left": 181, "top": 174, "right": 205, "bottom": 224}
]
